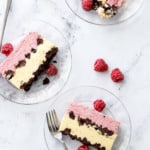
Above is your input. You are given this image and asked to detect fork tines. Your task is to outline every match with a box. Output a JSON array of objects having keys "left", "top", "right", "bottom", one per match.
[{"left": 46, "top": 109, "right": 60, "bottom": 133}]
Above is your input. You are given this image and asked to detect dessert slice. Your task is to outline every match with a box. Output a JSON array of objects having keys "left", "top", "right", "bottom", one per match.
[
  {"left": 95, "top": 0, "right": 124, "bottom": 19},
  {"left": 0, "top": 32, "right": 58, "bottom": 91},
  {"left": 59, "top": 102, "right": 120, "bottom": 150},
  {"left": 82, "top": 0, "right": 124, "bottom": 19}
]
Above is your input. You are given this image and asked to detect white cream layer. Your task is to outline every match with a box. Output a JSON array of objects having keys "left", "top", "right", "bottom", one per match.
[
  {"left": 59, "top": 114, "right": 117, "bottom": 150},
  {"left": 9, "top": 38, "right": 56, "bottom": 89}
]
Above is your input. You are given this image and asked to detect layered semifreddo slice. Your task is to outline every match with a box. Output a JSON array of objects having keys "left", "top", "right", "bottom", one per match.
[
  {"left": 59, "top": 102, "right": 120, "bottom": 150},
  {"left": 93, "top": 0, "right": 124, "bottom": 19},
  {"left": 0, "top": 32, "right": 58, "bottom": 91}
]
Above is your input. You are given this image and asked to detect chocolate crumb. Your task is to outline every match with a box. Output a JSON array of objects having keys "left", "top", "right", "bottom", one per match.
[
  {"left": 37, "top": 38, "right": 43, "bottom": 45},
  {"left": 25, "top": 53, "right": 31, "bottom": 59},
  {"left": 53, "top": 60, "right": 57, "bottom": 63},
  {"left": 62, "top": 128, "right": 71, "bottom": 135},
  {"left": 69, "top": 111, "right": 75, "bottom": 120},
  {"left": 16, "top": 60, "right": 26, "bottom": 68},
  {"left": 78, "top": 117, "right": 85, "bottom": 126},
  {"left": 31, "top": 48, "right": 37, "bottom": 53},
  {"left": 5, "top": 70, "right": 14, "bottom": 80},
  {"left": 93, "top": 0, "right": 102, "bottom": 10},
  {"left": 43, "top": 77, "right": 50, "bottom": 85}
]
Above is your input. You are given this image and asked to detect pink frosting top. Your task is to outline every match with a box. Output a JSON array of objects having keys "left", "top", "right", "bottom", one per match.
[
  {"left": 67, "top": 102, "right": 120, "bottom": 134},
  {"left": 0, "top": 32, "right": 41, "bottom": 77},
  {"left": 107, "top": 0, "right": 123, "bottom": 7}
]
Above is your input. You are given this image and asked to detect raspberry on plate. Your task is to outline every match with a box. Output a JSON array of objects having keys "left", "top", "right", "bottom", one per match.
[
  {"left": 82, "top": 0, "right": 93, "bottom": 11},
  {"left": 1, "top": 43, "right": 14, "bottom": 56},
  {"left": 78, "top": 145, "right": 89, "bottom": 150},
  {"left": 94, "top": 58, "right": 108, "bottom": 72},
  {"left": 93, "top": 99, "right": 106, "bottom": 112},
  {"left": 111, "top": 68, "right": 124, "bottom": 82},
  {"left": 46, "top": 64, "right": 58, "bottom": 76}
]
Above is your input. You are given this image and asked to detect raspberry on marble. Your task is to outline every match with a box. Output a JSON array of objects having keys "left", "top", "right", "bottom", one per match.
[
  {"left": 82, "top": 0, "right": 93, "bottom": 11},
  {"left": 111, "top": 68, "right": 124, "bottom": 82},
  {"left": 1, "top": 43, "right": 14, "bottom": 56}
]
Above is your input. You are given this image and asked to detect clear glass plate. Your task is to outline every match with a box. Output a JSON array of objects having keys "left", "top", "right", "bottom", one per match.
[
  {"left": 65, "top": 0, "right": 144, "bottom": 25},
  {"left": 0, "top": 20, "right": 72, "bottom": 105},
  {"left": 44, "top": 86, "right": 131, "bottom": 150}
]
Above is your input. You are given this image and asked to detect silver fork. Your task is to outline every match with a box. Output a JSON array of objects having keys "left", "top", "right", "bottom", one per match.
[
  {"left": 46, "top": 110, "right": 68, "bottom": 150},
  {"left": 0, "top": 0, "right": 12, "bottom": 49}
]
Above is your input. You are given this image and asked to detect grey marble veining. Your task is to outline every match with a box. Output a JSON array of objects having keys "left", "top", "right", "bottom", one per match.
[{"left": 0, "top": 0, "right": 150, "bottom": 149}]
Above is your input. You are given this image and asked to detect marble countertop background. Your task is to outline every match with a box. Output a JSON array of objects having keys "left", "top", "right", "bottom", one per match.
[{"left": 0, "top": 0, "right": 150, "bottom": 149}]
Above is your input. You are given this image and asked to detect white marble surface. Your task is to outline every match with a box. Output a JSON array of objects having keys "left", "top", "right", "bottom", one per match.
[{"left": 0, "top": 0, "right": 150, "bottom": 149}]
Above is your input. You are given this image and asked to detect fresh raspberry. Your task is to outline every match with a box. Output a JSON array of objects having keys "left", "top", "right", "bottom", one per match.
[
  {"left": 93, "top": 99, "right": 106, "bottom": 112},
  {"left": 46, "top": 64, "right": 58, "bottom": 76},
  {"left": 78, "top": 145, "right": 89, "bottom": 150},
  {"left": 1, "top": 43, "right": 14, "bottom": 56},
  {"left": 94, "top": 58, "right": 108, "bottom": 72},
  {"left": 82, "top": 0, "right": 93, "bottom": 11},
  {"left": 111, "top": 68, "right": 124, "bottom": 82}
]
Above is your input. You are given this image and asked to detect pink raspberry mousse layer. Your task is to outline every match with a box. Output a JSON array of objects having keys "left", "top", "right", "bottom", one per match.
[
  {"left": 67, "top": 102, "right": 120, "bottom": 134},
  {"left": 107, "top": 0, "right": 124, "bottom": 7},
  {"left": 0, "top": 32, "right": 41, "bottom": 77}
]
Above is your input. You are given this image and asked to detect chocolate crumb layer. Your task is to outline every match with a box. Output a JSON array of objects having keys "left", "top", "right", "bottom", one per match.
[
  {"left": 69, "top": 112, "right": 114, "bottom": 136},
  {"left": 62, "top": 128, "right": 106, "bottom": 150},
  {"left": 20, "top": 47, "right": 58, "bottom": 91},
  {"left": 43, "top": 77, "right": 50, "bottom": 85}
]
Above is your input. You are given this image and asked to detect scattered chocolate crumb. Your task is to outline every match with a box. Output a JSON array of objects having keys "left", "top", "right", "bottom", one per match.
[
  {"left": 43, "top": 77, "right": 50, "bottom": 85},
  {"left": 53, "top": 60, "right": 57, "bottom": 63}
]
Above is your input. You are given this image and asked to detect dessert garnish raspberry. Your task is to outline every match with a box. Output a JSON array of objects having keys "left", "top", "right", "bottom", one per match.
[
  {"left": 1, "top": 43, "right": 14, "bottom": 56},
  {"left": 94, "top": 58, "right": 108, "bottom": 72},
  {"left": 78, "top": 145, "right": 89, "bottom": 150},
  {"left": 93, "top": 99, "right": 106, "bottom": 112},
  {"left": 46, "top": 64, "right": 58, "bottom": 76},
  {"left": 82, "top": 0, "right": 93, "bottom": 11},
  {"left": 111, "top": 68, "right": 124, "bottom": 82}
]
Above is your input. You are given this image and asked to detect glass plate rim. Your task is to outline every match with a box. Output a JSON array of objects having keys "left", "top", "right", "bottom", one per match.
[
  {"left": 65, "top": 0, "right": 144, "bottom": 26},
  {"left": 43, "top": 85, "right": 132, "bottom": 150},
  {"left": 0, "top": 19, "right": 72, "bottom": 106}
]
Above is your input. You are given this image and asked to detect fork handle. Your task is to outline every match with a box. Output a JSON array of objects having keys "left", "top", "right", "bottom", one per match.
[
  {"left": 61, "top": 140, "right": 68, "bottom": 150},
  {"left": 0, "top": 0, "right": 12, "bottom": 49}
]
